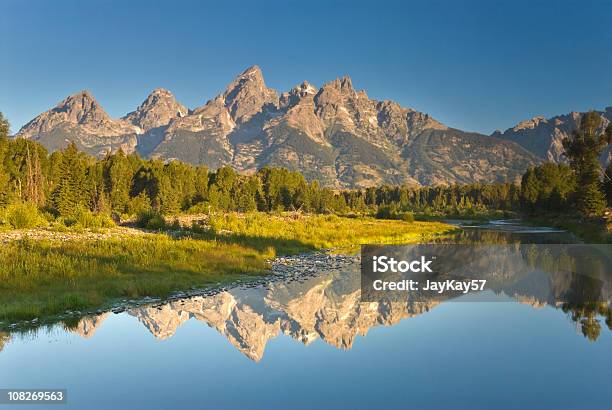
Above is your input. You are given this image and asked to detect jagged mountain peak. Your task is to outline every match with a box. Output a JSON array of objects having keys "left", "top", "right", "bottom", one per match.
[
  {"left": 222, "top": 65, "right": 278, "bottom": 123},
  {"left": 142, "top": 88, "right": 181, "bottom": 104},
  {"left": 123, "top": 88, "right": 187, "bottom": 131},
  {"left": 66, "top": 89, "right": 94, "bottom": 101},
  {"left": 135, "top": 88, "right": 182, "bottom": 111},
  {"left": 313, "top": 75, "right": 362, "bottom": 115},
  {"left": 279, "top": 81, "right": 319, "bottom": 109},
  {"left": 15, "top": 90, "right": 139, "bottom": 156},
  {"left": 340, "top": 75, "right": 353, "bottom": 88},
  {"left": 150, "top": 87, "right": 173, "bottom": 95},
  {"left": 63, "top": 89, "right": 95, "bottom": 102},
  {"left": 295, "top": 80, "right": 318, "bottom": 95},
  {"left": 239, "top": 64, "right": 263, "bottom": 79},
  {"left": 512, "top": 115, "right": 548, "bottom": 132},
  {"left": 53, "top": 90, "right": 110, "bottom": 124},
  {"left": 330, "top": 75, "right": 353, "bottom": 90},
  {"left": 223, "top": 65, "right": 269, "bottom": 100},
  {"left": 17, "top": 89, "right": 119, "bottom": 135},
  {"left": 318, "top": 75, "right": 356, "bottom": 96}
]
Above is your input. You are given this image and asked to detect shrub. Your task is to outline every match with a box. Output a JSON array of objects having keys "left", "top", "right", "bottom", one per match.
[
  {"left": 190, "top": 219, "right": 208, "bottom": 234},
  {"left": 401, "top": 212, "right": 415, "bottom": 223},
  {"left": 1, "top": 203, "right": 47, "bottom": 229},
  {"left": 136, "top": 210, "right": 167, "bottom": 230},
  {"left": 169, "top": 218, "right": 182, "bottom": 230},
  {"left": 187, "top": 202, "right": 210, "bottom": 214},
  {"left": 376, "top": 205, "right": 396, "bottom": 220},
  {"left": 374, "top": 206, "right": 414, "bottom": 222},
  {"left": 71, "top": 208, "right": 115, "bottom": 229},
  {"left": 49, "top": 219, "right": 70, "bottom": 232},
  {"left": 127, "top": 192, "right": 152, "bottom": 216}
]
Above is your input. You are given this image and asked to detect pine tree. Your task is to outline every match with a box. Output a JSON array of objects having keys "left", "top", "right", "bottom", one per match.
[
  {"left": 193, "top": 165, "right": 209, "bottom": 204},
  {"left": 157, "top": 175, "right": 181, "bottom": 214},
  {"left": 103, "top": 151, "right": 132, "bottom": 214},
  {"left": 578, "top": 182, "right": 606, "bottom": 217},
  {"left": 52, "top": 143, "right": 88, "bottom": 216},
  {"left": 520, "top": 168, "right": 540, "bottom": 211},
  {"left": 24, "top": 143, "right": 46, "bottom": 206},
  {"left": 562, "top": 112, "right": 611, "bottom": 217}
]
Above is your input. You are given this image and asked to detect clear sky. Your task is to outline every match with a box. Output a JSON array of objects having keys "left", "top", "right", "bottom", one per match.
[{"left": 1, "top": 0, "right": 611, "bottom": 134}]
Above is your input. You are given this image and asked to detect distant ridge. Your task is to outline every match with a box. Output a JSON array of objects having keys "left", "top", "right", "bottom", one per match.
[{"left": 492, "top": 107, "right": 612, "bottom": 164}]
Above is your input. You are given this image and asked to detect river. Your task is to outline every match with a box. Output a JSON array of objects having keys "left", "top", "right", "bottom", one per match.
[{"left": 1, "top": 220, "right": 610, "bottom": 409}]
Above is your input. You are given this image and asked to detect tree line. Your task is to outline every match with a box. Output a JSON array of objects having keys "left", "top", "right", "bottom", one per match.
[{"left": 0, "top": 110, "right": 611, "bottom": 222}]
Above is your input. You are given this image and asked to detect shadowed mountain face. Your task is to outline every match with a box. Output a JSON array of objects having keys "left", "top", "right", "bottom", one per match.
[
  {"left": 493, "top": 107, "right": 612, "bottom": 164},
  {"left": 14, "top": 66, "right": 545, "bottom": 187}
]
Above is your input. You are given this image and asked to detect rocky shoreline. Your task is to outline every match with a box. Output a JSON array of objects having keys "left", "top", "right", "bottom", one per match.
[{"left": 1, "top": 250, "right": 360, "bottom": 332}]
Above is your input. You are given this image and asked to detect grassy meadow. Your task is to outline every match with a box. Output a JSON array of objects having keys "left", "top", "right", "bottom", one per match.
[
  {"left": 0, "top": 213, "right": 455, "bottom": 323},
  {"left": 199, "top": 213, "right": 453, "bottom": 252}
]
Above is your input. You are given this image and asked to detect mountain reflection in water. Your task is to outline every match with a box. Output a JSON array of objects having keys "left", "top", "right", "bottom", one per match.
[
  {"left": 3, "top": 222, "right": 611, "bottom": 361},
  {"left": 70, "top": 245, "right": 611, "bottom": 361}
]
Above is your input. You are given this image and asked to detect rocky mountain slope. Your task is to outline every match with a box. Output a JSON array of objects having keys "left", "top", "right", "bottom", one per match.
[
  {"left": 16, "top": 91, "right": 140, "bottom": 158},
  {"left": 15, "top": 65, "right": 544, "bottom": 187},
  {"left": 493, "top": 107, "right": 612, "bottom": 163}
]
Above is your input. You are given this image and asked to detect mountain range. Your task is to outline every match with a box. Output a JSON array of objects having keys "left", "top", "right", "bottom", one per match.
[{"left": 14, "top": 65, "right": 612, "bottom": 188}]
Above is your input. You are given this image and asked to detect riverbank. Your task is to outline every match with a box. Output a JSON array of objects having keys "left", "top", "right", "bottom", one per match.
[
  {"left": 412, "top": 209, "right": 612, "bottom": 243},
  {"left": 0, "top": 213, "right": 455, "bottom": 325},
  {"left": 524, "top": 212, "right": 612, "bottom": 243}
]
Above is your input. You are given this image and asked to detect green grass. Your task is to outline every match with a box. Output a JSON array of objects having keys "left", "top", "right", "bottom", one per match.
[
  {"left": 0, "top": 213, "right": 455, "bottom": 323},
  {"left": 0, "top": 235, "right": 271, "bottom": 322}
]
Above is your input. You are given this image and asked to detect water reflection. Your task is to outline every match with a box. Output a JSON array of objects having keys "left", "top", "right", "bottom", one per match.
[
  {"left": 1, "top": 222, "right": 610, "bottom": 360},
  {"left": 38, "top": 245, "right": 612, "bottom": 361},
  {"left": 0, "top": 332, "right": 9, "bottom": 352}
]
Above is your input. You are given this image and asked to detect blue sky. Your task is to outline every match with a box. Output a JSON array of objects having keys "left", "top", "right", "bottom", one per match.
[{"left": 1, "top": 0, "right": 611, "bottom": 134}]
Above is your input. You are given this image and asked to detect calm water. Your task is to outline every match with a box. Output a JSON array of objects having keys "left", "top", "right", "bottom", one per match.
[{"left": 1, "top": 221, "right": 611, "bottom": 410}]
